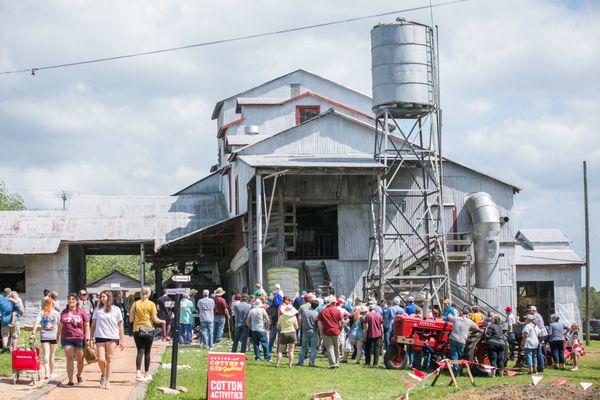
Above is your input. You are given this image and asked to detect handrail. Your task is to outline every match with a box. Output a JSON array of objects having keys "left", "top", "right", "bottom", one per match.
[{"left": 449, "top": 277, "right": 503, "bottom": 316}]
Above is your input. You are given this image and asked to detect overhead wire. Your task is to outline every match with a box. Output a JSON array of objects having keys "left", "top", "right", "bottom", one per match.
[{"left": 0, "top": 0, "right": 470, "bottom": 76}]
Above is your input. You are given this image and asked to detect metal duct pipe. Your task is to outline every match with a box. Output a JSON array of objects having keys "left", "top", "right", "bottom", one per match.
[{"left": 465, "top": 192, "right": 501, "bottom": 289}]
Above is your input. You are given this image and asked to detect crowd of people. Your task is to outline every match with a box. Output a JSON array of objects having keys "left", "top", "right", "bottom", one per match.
[{"left": 0, "top": 282, "right": 587, "bottom": 390}]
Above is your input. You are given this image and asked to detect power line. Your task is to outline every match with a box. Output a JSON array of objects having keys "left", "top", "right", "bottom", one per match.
[{"left": 0, "top": 0, "right": 470, "bottom": 76}]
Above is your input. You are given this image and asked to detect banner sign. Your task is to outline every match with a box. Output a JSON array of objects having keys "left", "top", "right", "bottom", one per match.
[{"left": 207, "top": 352, "right": 246, "bottom": 400}]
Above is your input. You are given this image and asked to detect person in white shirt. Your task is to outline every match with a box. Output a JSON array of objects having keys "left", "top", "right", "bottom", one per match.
[
  {"left": 521, "top": 314, "right": 541, "bottom": 374},
  {"left": 91, "top": 290, "right": 125, "bottom": 389}
]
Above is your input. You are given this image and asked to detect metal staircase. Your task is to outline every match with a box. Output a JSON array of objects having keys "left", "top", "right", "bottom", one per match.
[{"left": 302, "top": 261, "right": 333, "bottom": 295}]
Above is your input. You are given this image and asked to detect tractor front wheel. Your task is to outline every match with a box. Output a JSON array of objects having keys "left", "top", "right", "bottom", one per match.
[{"left": 384, "top": 344, "right": 408, "bottom": 370}]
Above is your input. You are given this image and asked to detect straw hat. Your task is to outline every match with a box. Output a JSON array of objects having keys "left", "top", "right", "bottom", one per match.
[
  {"left": 214, "top": 287, "right": 226, "bottom": 296},
  {"left": 253, "top": 299, "right": 263, "bottom": 308},
  {"left": 282, "top": 304, "right": 298, "bottom": 317},
  {"left": 326, "top": 295, "right": 337, "bottom": 305}
]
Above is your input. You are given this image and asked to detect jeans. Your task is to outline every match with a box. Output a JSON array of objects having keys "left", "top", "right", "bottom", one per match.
[
  {"left": 364, "top": 336, "right": 381, "bottom": 366},
  {"left": 297, "top": 331, "right": 318, "bottom": 366},
  {"left": 536, "top": 339, "right": 546, "bottom": 371},
  {"left": 507, "top": 332, "right": 515, "bottom": 360},
  {"left": 384, "top": 326, "right": 392, "bottom": 352},
  {"left": 549, "top": 340, "right": 565, "bottom": 366},
  {"left": 200, "top": 321, "right": 214, "bottom": 349},
  {"left": 251, "top": 330, "right": 270, "bottom": 361},
  {"left": 268, "top": 324, "right": 279, "bottom": 353},
  {"left": 231, "top": 325, "right": 249, "bottom": 353},
  {"left": 525, "top": 348, "right": 538, "bottom": 367},
  {"left": 214, "top": 315, "right": 226, "bottom": 343},
  {"left": 412, "top": 349, "right": 423, "bottom": 369},
  {"left": 322, "top": 335, "right": 340, "bottom": 367},
  {"left": 486, "top": 342, "right": 505, "bottom": 370},
  {"left": 179, "top": 323, "right": 193, "bottom": 345},
  {"left": 422, "top": 342, "right": 434, "bottom": 369},
  {"left": 449, "top": 338, "right": 465, "bottom": 373}
]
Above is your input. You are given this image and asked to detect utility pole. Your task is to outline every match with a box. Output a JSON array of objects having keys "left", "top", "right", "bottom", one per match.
[
  {"left": 61, "top": 191, "right": 67, "bottom": 210},
  {"left": 583, "top": 161, "right": 590, "bottom": 345}
]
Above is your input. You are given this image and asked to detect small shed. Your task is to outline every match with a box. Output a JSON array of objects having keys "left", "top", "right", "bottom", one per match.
[
  {"left": 87, "top": 270, "right": 141, "bottom": 293},
  {"left": 516, "top": 229, "right": 583, "bottom": 326}
]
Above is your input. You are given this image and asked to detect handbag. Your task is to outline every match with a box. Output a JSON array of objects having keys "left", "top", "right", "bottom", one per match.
[
  {"left": 84, "top": 342, "right": 98, "bottom": 364},
  {"left": 134, "top": 300, "right": 156, "bottom": 339}
]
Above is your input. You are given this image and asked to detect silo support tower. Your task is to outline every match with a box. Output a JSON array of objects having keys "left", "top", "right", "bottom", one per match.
[{"left": 364, "top": 19, "right": 451, "bottom": 311}]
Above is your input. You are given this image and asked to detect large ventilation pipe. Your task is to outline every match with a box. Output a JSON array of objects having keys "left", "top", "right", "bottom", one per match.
[{"left": 465, "top": 192, "right": 501, "bottom": 289}]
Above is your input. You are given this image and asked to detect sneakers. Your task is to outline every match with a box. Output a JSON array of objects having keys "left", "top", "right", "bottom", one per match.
[
  {"left": 76, "top": 376, "right": 83, "bottom": 385},
  {"left": 135, "top": 371, "right": 145, "bottom": 382},
  {"left": 104, "top": 383, "right": 112, "bottom": 390},
  {"left": 100, "top": 375, "right": 106, "bottom": 388},
  {"left": 571, "top": 366, "right": 579, "bottom": 371},
  {"left": 143, "top": 374, "right": 153, "bottom": 382}
]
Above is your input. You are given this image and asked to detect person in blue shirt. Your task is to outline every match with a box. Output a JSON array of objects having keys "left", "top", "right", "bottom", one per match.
[
  {"left": 405, "top": 296, "right": 417, "bottom": 315},
  {"left": 390, "top": 297, "right": 405, "bottom": 318},
  {"left": 442, "top": 298, "right": 458, "bottom": 321},
  {"left": 0, "top": 287, "right": 15, "bottom": 352},
  {"left": 381, "top": 300, "right": 394, "bottom": 351},
  {"left": 293, "top": 291, "right": 307, "bottom": 310}
]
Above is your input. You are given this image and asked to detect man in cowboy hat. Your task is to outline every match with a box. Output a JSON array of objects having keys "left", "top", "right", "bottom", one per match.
[
  {"left": 213, "top": 287, "right": 230, "bottom": 343},
  {"left": 317, "top": 295, "right": 345, "bottom": 368}
]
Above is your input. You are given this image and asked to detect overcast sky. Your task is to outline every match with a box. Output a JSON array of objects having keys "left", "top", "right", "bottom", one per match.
[{"left": 1, "top": 0, "right": 599, "bottom": 287}]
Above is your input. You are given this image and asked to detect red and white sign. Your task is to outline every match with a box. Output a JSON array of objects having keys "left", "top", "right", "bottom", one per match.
[{"left": 207, "top": 352, "right": 246, "bottom": 400}]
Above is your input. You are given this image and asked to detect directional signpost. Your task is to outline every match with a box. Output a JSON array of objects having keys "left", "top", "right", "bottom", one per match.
[{"left": 169, "top": 275, "right": 191, "bottom": 390}]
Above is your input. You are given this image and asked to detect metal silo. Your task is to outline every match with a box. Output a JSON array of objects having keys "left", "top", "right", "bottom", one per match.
[{"left": 371, "top": 20, "right": 434, "bottom": 117}]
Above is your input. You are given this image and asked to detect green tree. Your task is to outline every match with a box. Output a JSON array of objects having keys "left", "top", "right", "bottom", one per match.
[
  {"left": 86, "top": 255, "right": 155, "bottom": 286},
  {"left": 582, "top": 286, "right": 600, "bottom": 320},
  {"left": 0, "top": 181, "right": 25, "bottom": 211}
]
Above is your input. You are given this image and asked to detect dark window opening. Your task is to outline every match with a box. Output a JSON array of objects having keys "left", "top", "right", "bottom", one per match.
[
  {"left": 517, "top": 281, "right": 555, "bottom": 325},
  {"left": 296, "top": 106, "right": 320, "bottom": 125},
  {"left": 0, "top": 269, "right": 25, "bottom": 293},
  {"left": 289, "top": 206, "right": 338, "bottom": 259}
]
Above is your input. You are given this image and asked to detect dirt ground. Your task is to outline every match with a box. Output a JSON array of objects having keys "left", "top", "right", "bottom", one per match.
[{"left": 452, "top": 383, "right": 599, "bottom": 400}]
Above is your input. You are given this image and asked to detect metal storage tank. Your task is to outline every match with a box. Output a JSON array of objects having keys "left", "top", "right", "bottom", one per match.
[{"left": 371, "top": 19, "right": 435, "bottom": 117}]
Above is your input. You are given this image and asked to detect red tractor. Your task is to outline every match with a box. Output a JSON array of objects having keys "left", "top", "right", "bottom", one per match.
[{"left": 384, "top": 314, "right": 508, "bottom": 375}]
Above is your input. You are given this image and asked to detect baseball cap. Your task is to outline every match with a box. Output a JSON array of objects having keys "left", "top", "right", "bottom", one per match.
[
  {"left": 407, "top": 296, "right": 415, "bottom": 302},
  {"left": 3, "top": 287, "right": 12, "bottom": 294},
  {"left": 505, "top": 306, "right": 513, "bottom": 312},
  {"left": 79, "top": 289, "right": 87, "bottom": 295},
  {"left": 528, "top": 305, "right": 537, "bottom": 311}
]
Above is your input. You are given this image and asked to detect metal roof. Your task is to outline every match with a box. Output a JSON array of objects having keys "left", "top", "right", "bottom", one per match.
[
  {"left": 516, "top": 229, "right": 583, "bottom": 266},
  {"left": 518, "top": 229, "right": 570, "bottom": 246},
  {"left": 211, "top": 69, "right": 372, "bottom": 119},
  {"left": 0, "top": 193, "right": 229, "bottom": 255},
  {"left": 515, "top": 246, "right": 583, "bottom": 266},
  {"left": 238, "top": 154, "right": 384, "bottom": 169}
]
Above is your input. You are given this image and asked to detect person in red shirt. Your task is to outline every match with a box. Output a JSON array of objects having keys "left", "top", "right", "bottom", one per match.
[
  {"left": 317, "top": 295, "right": 344, "bottom": 368},
  {"left": 362, "top": 305, "right": 384, "bottom": 367},
  {"left": 213, "top": 288, "right": 230, "bottom": 343}
]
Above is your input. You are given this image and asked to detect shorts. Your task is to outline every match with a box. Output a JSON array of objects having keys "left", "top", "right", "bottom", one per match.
[
  {"left": 95, "top": 338, "right": 119, "bottom": 344},
  {"left": 279, "top": 332, "right": 297, "bottom": 345},
  {"left": 1, "top": 323, "right": 20, "bottom": 339},
  {"left": 61, "top": 339, "right": 85, "bottom": 349},
  {"left": 41, "top": 339, "right": 58, "bottom": 344}
]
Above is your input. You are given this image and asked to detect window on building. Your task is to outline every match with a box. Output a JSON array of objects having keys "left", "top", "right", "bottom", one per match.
[
  {"left": 0, "top": 267, "right": 25, "bottom": 293},
  {"left": 289, "top": 206, "right": 338, "bottom": 259},
  {"left": 296, "top": 106, "right": 320, "bottom": 125},
  {"left": 235, "top": 176, "right": 239, "bottom": 215},
  {"left": 290, "top": 83, "right": 302, "bottom": 98}
]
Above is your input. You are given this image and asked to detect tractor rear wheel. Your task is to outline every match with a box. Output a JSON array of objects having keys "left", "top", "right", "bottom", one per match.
[
  {"left": 464, "top": 331, "right": 510, "bottom": 376},
  {"left": 384, "top": 344, "right": 408, "bottom": 370}
]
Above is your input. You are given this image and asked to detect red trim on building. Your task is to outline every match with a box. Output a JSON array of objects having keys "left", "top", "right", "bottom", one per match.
[
  {"left": 238, "top": 92, "right": 374, "bottom": 121},
  {"left": 295, "top": 105, "right": 320, "bottom": 125},
  {"left": 217, "top": 117, "right": 246, "bottom": 139}
]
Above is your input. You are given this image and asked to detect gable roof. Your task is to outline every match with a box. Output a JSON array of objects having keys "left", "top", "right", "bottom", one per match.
[
  {"left": 229, "top": 109, "right": 520, "bottom": 191},
  {"left": 211, "top": 69, "right": 372, "bottom": 119},
  {"left": 235, "top": 91, "right": 374, "bottom": 121},
  {"left": 516, "top": 229, "right": 582, "bottom": 266},
  {"left": 87, "top": 269, "right": 141, "bottom": 289}
]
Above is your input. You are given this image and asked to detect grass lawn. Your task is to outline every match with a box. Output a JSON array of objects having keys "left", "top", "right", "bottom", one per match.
[{"left": 145, "top": 340, "right": 600, "bottom": 400}]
